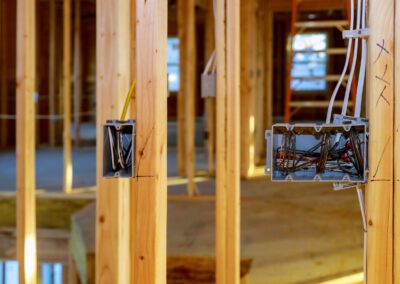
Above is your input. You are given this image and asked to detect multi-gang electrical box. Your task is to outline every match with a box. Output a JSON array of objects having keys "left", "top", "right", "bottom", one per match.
[
  {"left": 265, "top": 115, "right": 368, "bottom": 183},
  {"left": 103, "top": 119, "right": 135, "bottom": 178}
]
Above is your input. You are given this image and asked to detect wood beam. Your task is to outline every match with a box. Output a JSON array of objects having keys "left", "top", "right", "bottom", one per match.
[
  {"left": 215, "top": 0, "right": 240, "bottom": 282},
  {"left": 264, "top": 9, "right": 273, "bottom": 132},
  {"left": 178, "top": 0, "right": 196, "bottom": 195},
  {"left": 240, "top": 0, "right": 257, "bottom": 178},
  {"left": 0, "top": 0, "right": 8, "bottom": 148},
  {"left": 16, "top": 0, "right": 37, "bottom": 282},
  {"left": 73, "top": 0, "right": 82, "bottom": 147},
  {"left": 63, "top": 0, "right": 72, "bottom": 193},
  {"left": 49, "top": 0, "right": 56, "bottom": 146},
  {"left": 133, "top": 0, "right": 167, "bottom": 282},
  {"left": 204, "top": 0, "right": 216, "bottom": 175},
  {"left": 367, "top": 0, "right": 394, "bottom": 282},
  {"left": 95, "top": 0, "right": 131, "bottom": 282}
]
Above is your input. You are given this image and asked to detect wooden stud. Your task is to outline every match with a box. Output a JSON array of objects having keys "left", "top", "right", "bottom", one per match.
[
  {"left": 49, "top": 0, "right": 56, "bottom": 147},
  {"left": 95, "top": 0, "right": 131, "bottom": 282},
  {"left": 366, "top": 0, "right": 394, "bottom": 282},
  {"left": 133, "top": 0, "right": 167, "bottom": 282},
  {"left": 63, "top": 0, "right": 72, "bottom": 193},
  {"left": 178, "top": 0, "right": 196, "bottom": 195},
  {"left": 73, "top": 0, "right": 82, "bottom": 148},
  {"left": 216, "top": 0, "right": 240, "bottom": 282},
  {"left": 16, "top": 0, "right": 37, "bottom": 282},
  {"left": 240, "top": 0, "right": 257, "bottom": 178},
  {"left": 204, "top": 0, "right": 216, "bottom": 175},
  {"left": 394, "top": 1, "right": 400, "bottom": 283},
  {"left": 264, "top": 9, "right": 273, "bottom": 132}
]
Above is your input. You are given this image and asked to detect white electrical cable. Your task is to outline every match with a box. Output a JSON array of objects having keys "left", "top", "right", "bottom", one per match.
[
  {"left": 341, "top": 0, "right": 362, "bottom": 116},
  {"left": 356, "top": 185, "right": 367, "bottom": 284},
  {"left": 326, "top": 0, "right": 355, "bottom": 123}
]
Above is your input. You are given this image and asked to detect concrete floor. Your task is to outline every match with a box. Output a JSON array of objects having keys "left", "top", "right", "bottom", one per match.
[{"left": 0, "top": 147, "right": 363, "bottom": 283}]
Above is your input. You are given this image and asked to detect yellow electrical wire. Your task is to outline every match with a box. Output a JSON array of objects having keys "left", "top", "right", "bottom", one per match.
[{"left": 120, "top": 81, "right": 136, "bottom": 121}]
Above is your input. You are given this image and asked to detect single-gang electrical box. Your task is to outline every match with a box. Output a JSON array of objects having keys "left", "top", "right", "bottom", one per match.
[
  {"left": 103, "top": 119, "right": 136, "bottom": 178},
  {"left": 265, "top": 116, "right": 368, "bottom": 183}
]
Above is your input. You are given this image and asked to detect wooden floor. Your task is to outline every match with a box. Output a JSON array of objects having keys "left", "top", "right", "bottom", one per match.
[{"left": 168, "top": 178, "right": 363, "bottom": 284}]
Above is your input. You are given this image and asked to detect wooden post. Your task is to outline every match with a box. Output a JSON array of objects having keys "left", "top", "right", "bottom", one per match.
[
  {"left": 240, "top": 0, "right": 257, "bottom": 178},
  {"left": 63, "top": 0, "right": 72, "bottom": 193},
  {"left": 49, "top": 0, "right": 56, "bottom": 147},
  {"left": 204, "top": 0, "right": 216, "bottom": 175},
  {"left": 215, "top": 0, "right": 240, "bottom": 282},
  {"left": 178, "top": 0, "right": 196, "bottom": 195},
  {"left": 394, "top": 1, "right": 400, "bottom": 283},
  {"left": 367, "top": 0, "right": 394, "bottom": 282},
  {"left": 73, "top": 0, "right": 82, "bottom": 148},
  {"left": 16, "top": 0, "right": 37, "bottom": 282},
  {"left": 133, "top": 0, "right": 167, "bottom": 282},
  {"left": 95, "top": 0, "right": 131, "bottom": 282}
]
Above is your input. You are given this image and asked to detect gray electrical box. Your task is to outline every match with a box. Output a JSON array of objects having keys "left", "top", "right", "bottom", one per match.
[
  {"left": 103, "top": 119, "right": 136, "bottom": 178},
  {"left": 265, "top": 117, "right": 368, "bottom": 183}
]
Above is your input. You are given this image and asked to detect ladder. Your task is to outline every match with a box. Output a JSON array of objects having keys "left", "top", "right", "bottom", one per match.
[{"left": 284, "top": 0, "right": 355, "bottom": 122}]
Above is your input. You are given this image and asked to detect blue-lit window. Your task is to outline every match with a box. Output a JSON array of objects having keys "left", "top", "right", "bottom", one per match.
[
  {"left": 0, "top": 261, "right": 63, "bottom": 284},
  {"left": 167, "top": 38, "right": 180, "bottom": 92},
  {"left": 291, "top": 33, "right": 328, "bottom": 91}
]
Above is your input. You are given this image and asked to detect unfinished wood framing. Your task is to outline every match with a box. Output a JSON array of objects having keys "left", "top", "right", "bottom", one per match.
[
  {"left": 95, "top": 0, "right": 131, "bottom": 282},
  {"left": 133, "top": 0, "right": 167, "bottom": 282},
  {"left": 63, "top": 0, "right": 72, "bottom": 193},
  {"left": 178, "top": 0, "right": 196, "bottom": 195},
  {"left": 73, "top": 0, "right": 82, "bottom": 148},
  {"left": 49, "top": 0, "right": 56, "bottom": 147},
  {"left": 16, "top": 0, "right": 37, "bottom": 282},
  {"left": 0, "top": 0, "right": 8, "bottom": 148},
  {"left": 240, "top": 0, "right": 257, "bottom": 178},
  {"left": 366, "top": 0, "right": 394, "bottom": 282},
  {"left": 215, "top": 0, "right": 240, "bottom": 282},
  {"left": 264, "top": 8, "right": 273, "bottom": 135},
  {"left": 394, "top": 1, "right": 400, "bottom": 283}
]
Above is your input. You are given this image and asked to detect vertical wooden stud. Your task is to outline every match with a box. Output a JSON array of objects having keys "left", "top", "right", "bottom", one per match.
[
  {"left": 73, "top": 0, "right": 82, "bottom": 148},
  {"left": 178, "top": 0, "right": 196, "bottom": 195},
  {"left": 49, "top": 0, "right": 56, "bottom": 147},
  {"left": 264, "top": 8, "right": 273, "bottom": 132},
  {"left": 133, "top": 0, "right": 167, "bottom": 282},
  {"left": 95, "top": 0, "right": 131, "bottom": 282},
  {"left": 240, "top": 0, "right": 257, "bottom": 178},
  {"left": 367, "top": 0, "right": 394, "bottom": 282},
  {"left": 16, "top": 0, "right": 37, "bottom": 282},
  {"left": 216, "top": 0, "right": 240, "bottom": 282},
  {"left": 63, "top": 0, "right": 72, "bottom": 193},
  {"left": 0, "top": 0, "right": 8, "bottom": 148}
]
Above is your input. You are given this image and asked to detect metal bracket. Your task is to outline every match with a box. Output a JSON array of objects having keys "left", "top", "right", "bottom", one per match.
[{"left": 343, "top": 28, "right": 369, "bottom": 39}]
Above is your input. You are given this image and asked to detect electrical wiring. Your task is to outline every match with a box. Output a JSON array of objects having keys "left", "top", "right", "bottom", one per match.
[{"left": 107, "top": 126, "right": 133, "bottom": 172}]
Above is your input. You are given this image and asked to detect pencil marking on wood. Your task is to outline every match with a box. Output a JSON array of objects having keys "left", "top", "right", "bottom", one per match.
[
  {"left": 372, "top": 136, "right": 391, "bottom": 179},
  {"left": 375, "top": 85, "right": 389, "bottom": 107}
]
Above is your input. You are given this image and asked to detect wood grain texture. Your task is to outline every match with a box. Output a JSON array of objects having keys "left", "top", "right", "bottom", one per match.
[
  {"left": 367, "top": 0, "right": 394, "bottom": 282},
  {"left": 16, "top": 0, "right": 37, "bottom": 282},
  {"left": 63, "top": 0, "right": 72, "bottom": 193},
  {"left": 394, "top": 1, "right": 400, "bottom": 283},
  {"left": 95, "top": 0, "right": 132, "bottom": 282},
  {"left": 73, "top": 0, "right": 82, "bottom": 148},
  {"left": 178, "top": 0, "right": 197, "bottom": 195},
  {"left": 216, "top": 0, "right": 240, "bottom": 282},
  {"left": 133, "top": 0, "right": 167, "bottom": 283}
]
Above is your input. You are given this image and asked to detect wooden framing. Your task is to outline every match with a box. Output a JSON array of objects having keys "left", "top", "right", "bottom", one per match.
[
  {"left": 240, "top": 0, "right": 257, "bottom": 178},
  {"left": 49, "top": 0, "right": 56, "bottom": 147},
  {"left": 215, "top": 0, "right": 240, "bottom": 282},
  {"left": 63, "top": 0, "right": 72, "bottom": 193},
  {"left": 16, "top": 0, "right": 37, "bottom": 282},
  {"left": 178, "top": 0, "right": 197, "bottom": 195},
  {"left": 95, "top": 0, "right": 131, "bottom": 282},
  {"left": 264, "top": 8, "right": 273, "bottom": 134},
  {"left": 366, "top": 0, "right": 394, "bottom": 282},
  {"left": 0, "top": 0, "right": 8, "bottom": 148},
  {"left": 73, "top": 0, "right": 82, "bottom": 147},
  {"left": 133, "top": 0, "right": 167, "bottom": 282},
  {"left": 394, "top": 0, "right": 400, "bottom": 282}
]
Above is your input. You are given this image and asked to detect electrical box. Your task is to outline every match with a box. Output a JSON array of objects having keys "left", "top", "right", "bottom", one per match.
[
  {"left": 103, "top": 119, "right": 135, "bottom": 178},
  {"left": 265, "top": 117, "right": 368, "bottom": 183}
]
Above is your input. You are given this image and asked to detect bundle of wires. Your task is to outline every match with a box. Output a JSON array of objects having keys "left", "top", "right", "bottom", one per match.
[
  {"left": 107, "top": 126, "right": 133, "bottom": 172},
  {"left": 275, "top": 129, "right": 364, "bottom": 177}
]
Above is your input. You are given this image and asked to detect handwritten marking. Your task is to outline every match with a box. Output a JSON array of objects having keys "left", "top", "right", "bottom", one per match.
[
  {"left": 374, "top": 39, "right": 389, "bottom": 63},
  {"left": 372, "top": 136, "right": 391, "bottom": 179},
  {"left": 375, "top": 86, "right": 389, "bottom": 107}
]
